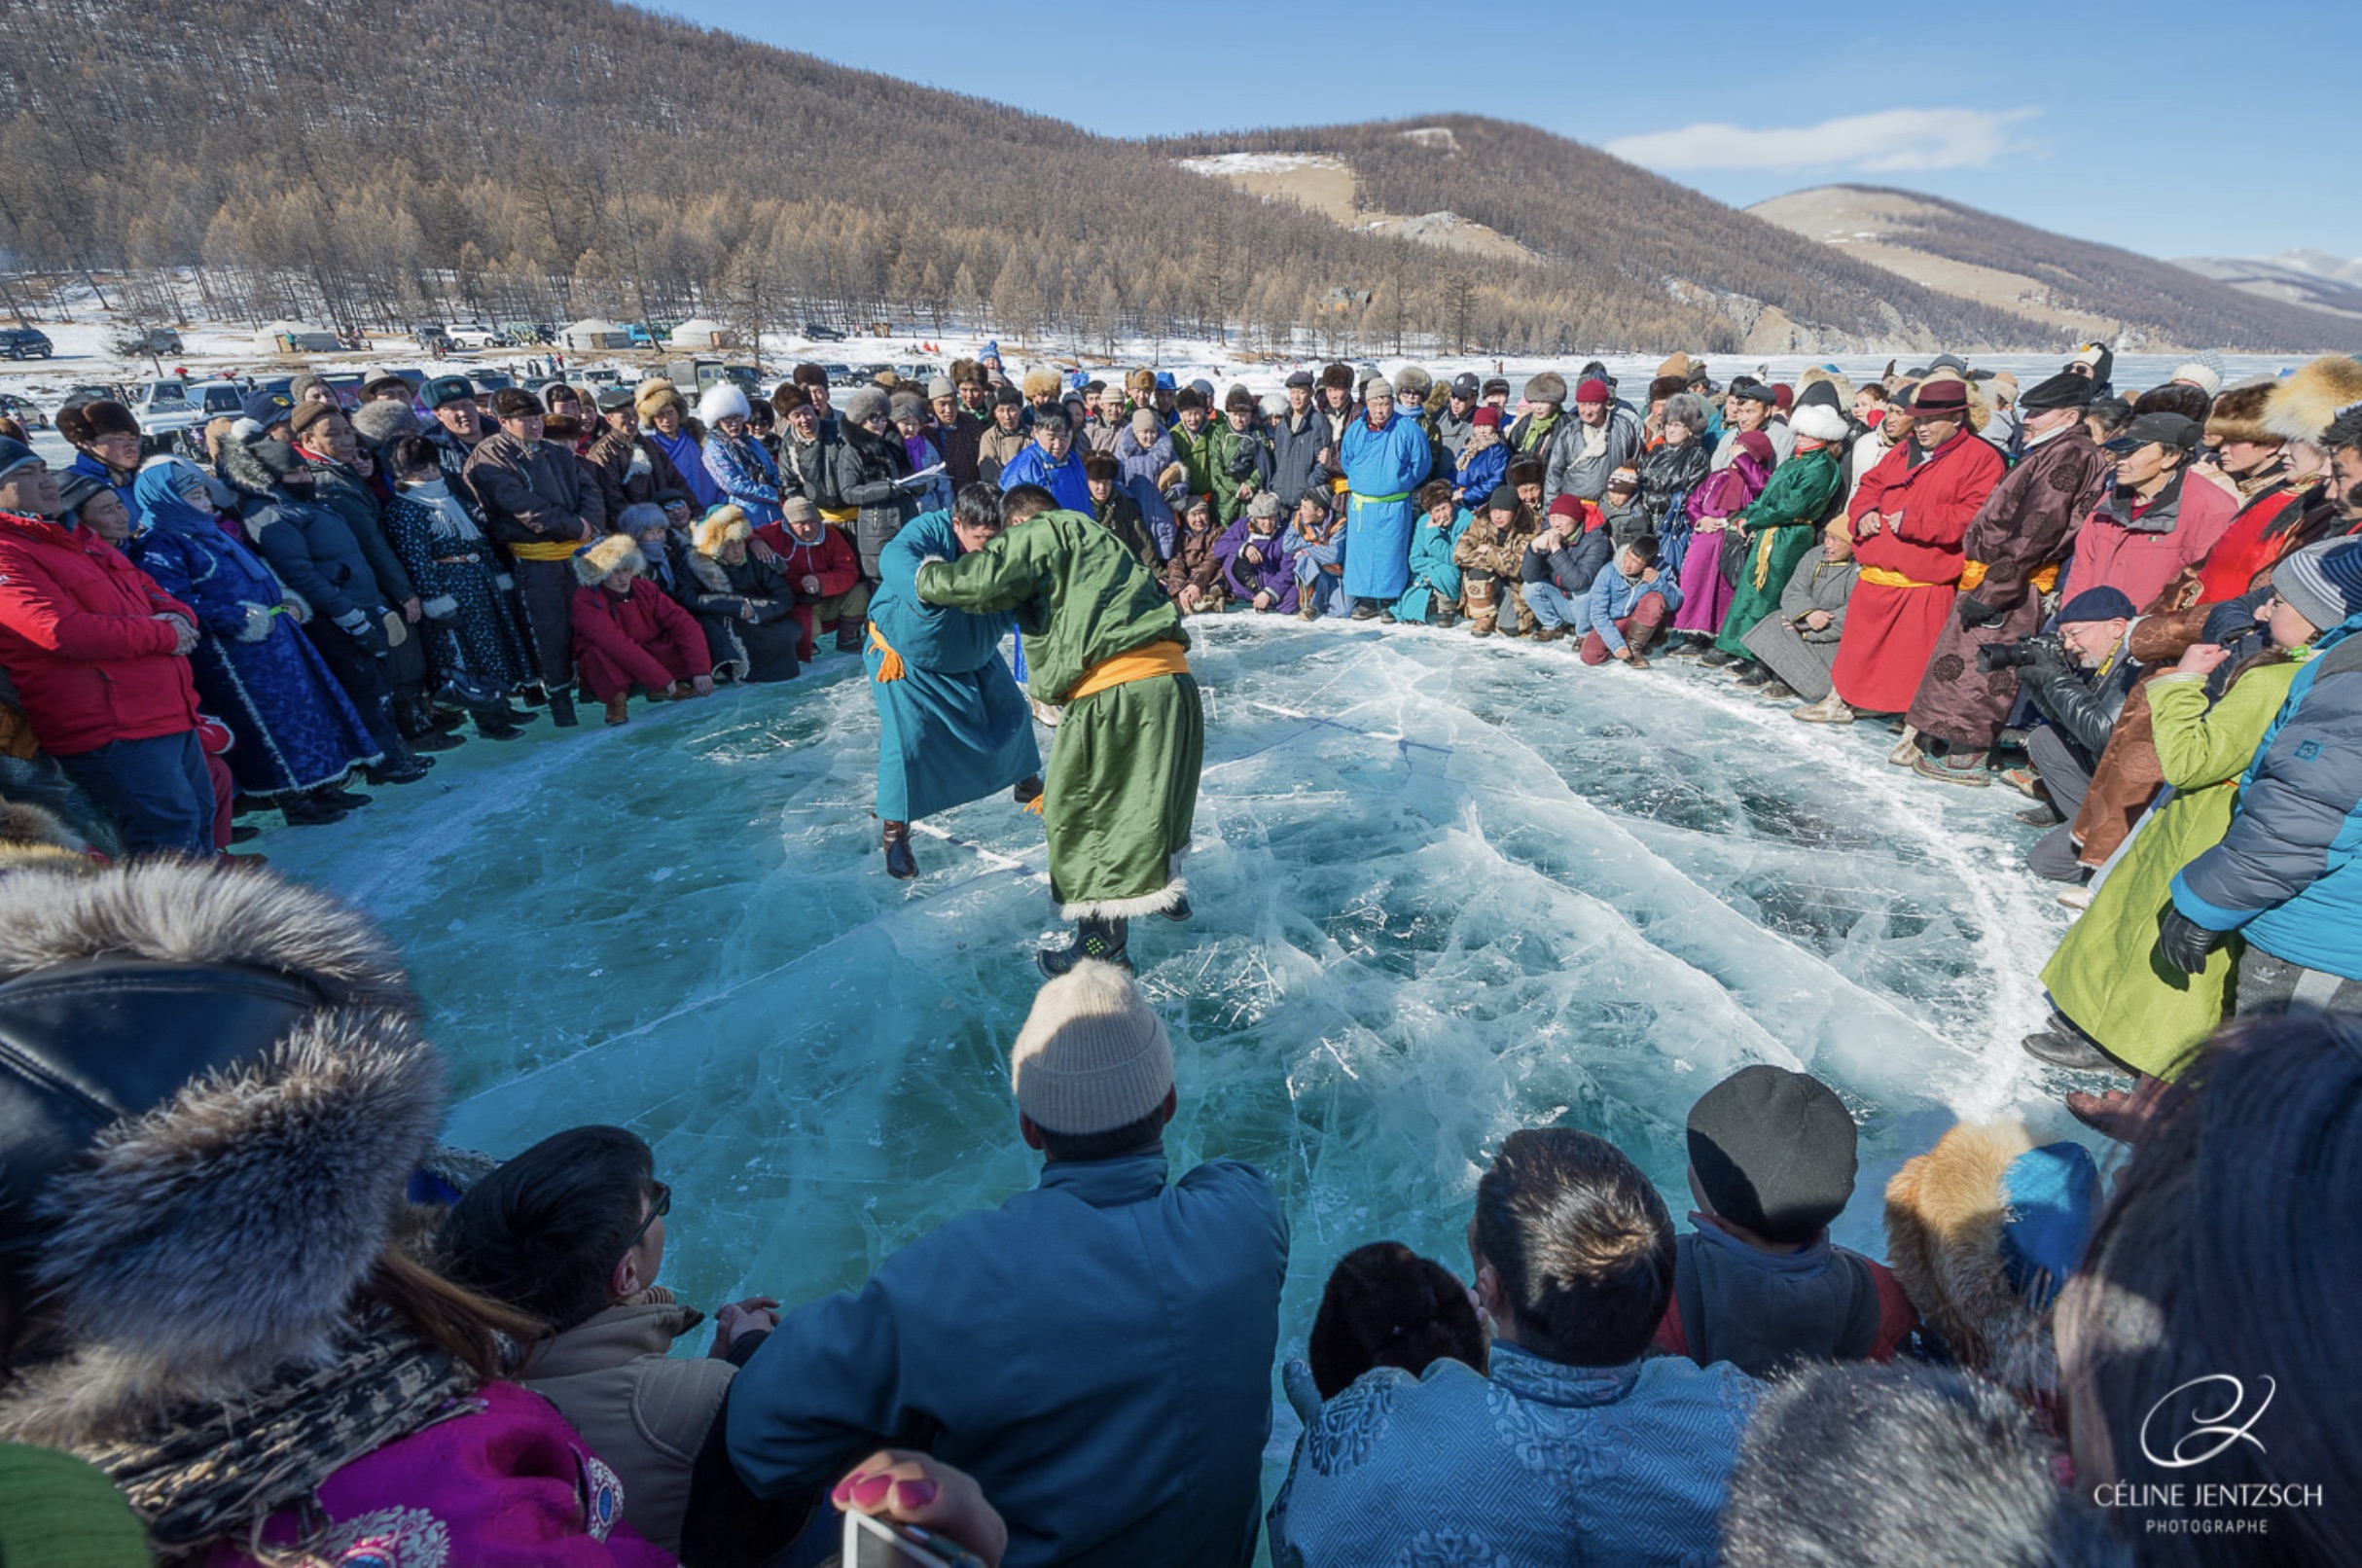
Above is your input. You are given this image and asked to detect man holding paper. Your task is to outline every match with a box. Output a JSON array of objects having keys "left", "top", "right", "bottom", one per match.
[
  {"left": 835, "top": 385, "right": 936, "bottom": 580},
  {"left": 997, "top": 408, "right": 1093, "bottom": 513}
]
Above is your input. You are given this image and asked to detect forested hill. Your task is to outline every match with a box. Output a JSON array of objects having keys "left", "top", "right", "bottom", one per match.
[{"left": 0, "top": 0, "right": 2045, "bottom": 353}]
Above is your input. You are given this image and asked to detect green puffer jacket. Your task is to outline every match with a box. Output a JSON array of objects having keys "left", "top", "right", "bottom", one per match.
[
  {"left": 915, "top": 509, "right": 1187, "bottom": 703},
  {"left": 1169, "top": 420, "right": 1255, "bottom": 517}
]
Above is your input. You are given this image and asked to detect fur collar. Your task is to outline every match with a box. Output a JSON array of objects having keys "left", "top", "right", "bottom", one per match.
[
  {"left": 1882, "top": 1120, "right": 2058, "bottom": 1394},
  {"left": 685, "top": 549, "right": 734, "bottom": 596}
]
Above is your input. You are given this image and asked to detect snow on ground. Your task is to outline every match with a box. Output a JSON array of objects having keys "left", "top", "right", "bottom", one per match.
[
  {"left": 1177, "top": 152, "right": 1351, "bottom": 178},
  {"left": 254, "top": 612, "right": 2116, "bottom": 1479}
]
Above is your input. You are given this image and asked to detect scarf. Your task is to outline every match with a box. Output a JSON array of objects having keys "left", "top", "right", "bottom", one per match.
[
  {"left": 402, "top": 480, "right": 484, "bottom": 544},
  {"left": 77, "top": 1307, "right": 474, "bottom": 1557},
  {"left": 1577, "top": 419, "right": 1610, "bottom": 463}
]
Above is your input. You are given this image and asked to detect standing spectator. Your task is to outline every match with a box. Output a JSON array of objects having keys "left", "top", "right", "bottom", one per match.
[
  {"left": 1268, "top": 370, "right": 1330, "bottom": 510},
  {"left": 729, "top": 962, "right": 1288, "bottom": 1568},
  {"left": 1739, "top": 517, "right": 1859, "bottom": 703},
  {"left": 1545, "top": 374, "right": 1644, "bottom": 507},
  {"left": 1082, "top": 452, "right": 1163, "bottom": 571},
  {"left": 0, "top": 441, "right": 212, "bottom": 855},
  {"left": 1506, "top": 371, "right": 1568, "bottom": 470},
  {"left": 637, "top": 378, "right": 721, "bottom": 512},
  {"left": 699, "top": 383, "right": 786, "bottom": 526},
  {"left": 1391, "top": 481, "right": 1467, "bottom": 626},
  {"left": 1431, "top": 373, "right": 1481, "bottom": 456},
  {"left": 569, "top": 535, "right": 713, "bottom": 726},
  {"left": 835, "top": 386, "right": 921, "bottom": 580},
  {"left": 1270, "top": 1128, "right": 1756, "bottom": 1568},
  {"left": 1339, "top": 378, "right": 1431, "bottom": 617},
  {"left": 976, "top": 385, "right": 1029, "bottom": 484},
  {"left": 1214, "top": 387, "right": 1272, "bottom": 524},
  {"left": 54, "top": 471, "right": 135, "bottom": 548},
  {"left": 128, "top": 458, "right": 380, "bottom": 823},
  {"left": 466, "top": 388, "right": 607, "bottom": 728},
  {"left": 791, "top": 362, "right": 841, "bottom": 435},
  {"left": 1113, "top": 408, "right": 1181, "bottom": 504},
  {"left": 416, "top": 375, "right": 488, "bottom": 507},
  {"left": 769, "top": 384, "right": 842, "bottom": 517},
  {"left": 1449, "top": 407, "right": 1507, "bottom": 506},
  {"left": 1713, "top": 403, "right": 1846, "bottom": 673},
  {"left": 379, "top": 438, "right": 536, "bottom": 737},
  {"left": 1713, "top": 382, "right": 1795, "bottom": 469},
  {"left": 997, "top": 407, "right": 1091, "bottom": 513},
  {"left": 54, "top": 399, "right": 142, "bottom": 518},
  {"left": 585, "top": 386, "right": 688, "bottom": 516},
  {"left": 931, "top": 374, "right": 984, "bottom": 486},
  {"left": 755, "top": 497, "right": 870, "bottom": 658}
]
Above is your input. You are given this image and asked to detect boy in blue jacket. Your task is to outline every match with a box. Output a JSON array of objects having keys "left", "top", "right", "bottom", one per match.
[{"left": 1580, "top": 535, "right": 1682, "bottom": 666}]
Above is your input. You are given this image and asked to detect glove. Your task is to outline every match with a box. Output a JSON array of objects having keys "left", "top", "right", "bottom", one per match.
[
  {"left": 1955, "top": 592, "right": 2005, "bottom": 628},
  {"left": 421, "top": 595, "right": 459, "bottom": 620},
  {"left": 494, "top": 573, "right": 515, "bottom": 591},
  {"left": 236, "top": 602, "right": 275, "bottom": 642},
  {"left": 2155, "top": 907, "right": 2227, "bottom": 977}
]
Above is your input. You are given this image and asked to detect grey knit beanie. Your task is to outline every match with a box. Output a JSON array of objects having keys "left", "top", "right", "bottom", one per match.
[
  {"left": 2272, "top": 539, "right": 2362, "bottom": 636},
  {"left": 1011, "top": 961, "right": 1173, "bottom": 1135}
]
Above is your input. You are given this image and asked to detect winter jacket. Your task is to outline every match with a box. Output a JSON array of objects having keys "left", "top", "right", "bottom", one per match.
[
  {"left": 1846, "top": 430, "right": 2007, "bottom": 588},
  {"left": 1167, "top": 420, "right": 1226, "bottom": 505},
  {"left": 1506, "top": 408, "right": 1566, "bottom": 471},
  {"left": 1266, "top": 409, "right": 1332, "bottom": 508},
  {"left": 976, "top": 420, "right": 1030, "bottom": 485},
  {"left": 753, "top": 521, "right": 863, "bottom": 602},
  {"left": 2172, "top": 624, "right": 2362, "bottom": 977},
  {"left": 1165, "top": 517, "right": 1227, "bottom": 603},
  {"left": 1453, "top": 510, "right": 1537, "bottom": 579},
  {"left": 1215, "top": 518, "right": 1292, "bottom": 604},
  {"left": 1638, "top": 439, "right": 1709, "bottom": 530},
  {"left": 1113, "top": 422, "right": 1181, "bottom": 500},
  {"left": 2194, "top": 481, "right": 2305, "bottom": 603},
  {"left": 584, "top": 425, "right": 687, "bottom": 517},
  {"left": 2058, "top": 471, "right": 2239, "bottom": 611},
  {"left": 1451, "top": 437, "right": 1507, "bottom": 506},
  {"left": 1430, "top": 402, "right": 1477, "bottom": 456},
  {"left": 729, "top": 1154, "right": 1285, "bottom": 1568},
  {"left": 1587, "top": 562, "right": 1683, "bottom": 654},
  {"left": 773, "top": 430, "right": 842, "bottom": 514},
  {"left": 701, "top": 429, "right": 786, "bottom": 526},
  {"left": 1091, "top": 490, "right": 1163, "bottom": 571},
  {"left": 998, "top": 442, "right": 1093, "bottom": 513},
  {"left": 1954, "top": 423, "right": 2113, "bottom": 616},
  {"left": 300, "top": 454, "right": 416, "bottom": 604},
  {"left": 2023, "top": 630, "right": 2142, "bottom": 761},
  {"left": 834, "top": 422, "right": 921, "bottom": 578},
  {"left": 1651, "top": 1220, "right": 1917, "bottom": 1377},
  {"left": 239, "top": 489, "right": 397, "bottom": 628},
  {"left": 1545, "top": 404, "right": 1644, "bottom": 506},
  {"left": 0, "top": 511, "right": 200, "bottom": 756},
  {"left": 571, "top": 578, "right": 711, "bottom": 692},
  {"left": 465, "top": 430, "right": 605, "bottom": 552},
  {"left": 1212, "top": 423, "right": 1272, "bottom": 524},
  {"left": 1521, "top": 507, "right": 1614, "bottom": 598},
  {"left": 938, "top": 412, "right": 985, "bottom": 489}
]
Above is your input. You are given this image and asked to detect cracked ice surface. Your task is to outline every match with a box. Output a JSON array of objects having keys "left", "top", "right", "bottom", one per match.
[{"left": 260, "top": 614, "right": 2097, "bottom": 1451}]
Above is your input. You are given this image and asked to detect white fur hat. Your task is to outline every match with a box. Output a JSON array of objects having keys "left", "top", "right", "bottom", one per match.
[
  {"left": 1790, "top": 403, "right": 1850, "bottom": 444},
  {"left": 698, "top": 381, "right": 751, "bottom": 425}
]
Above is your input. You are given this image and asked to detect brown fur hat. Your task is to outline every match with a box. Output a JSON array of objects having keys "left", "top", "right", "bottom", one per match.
[
  {"left": 1506, "top": 457, "right": 1546, "bottom": 490},
  {"left": 1883, "top": 1120, "right": 2058, "bottom": 1395},
  {"left": 2131, "top": 383, "right": 2214, "bottom": 425},
  {"left": 2264, "top": 355, "right": 2362, "bottom": 445},
  {"left": 1522, "top": 371, "right": 1568, "bottom": 407},
  {"left": 634, "top": 377, "right": 687, "bottom": 421},
  {"left": 54, "top": 400, "right": 139, "bottom": 448},
  {"left": 0, "top": 800, "right": 94, "bottom": 874},
  {"left": 1647, "top": 374, "right": 1689, "bottom": 404},
  {"left": 949, "top": 358, "right": 982, "bottom": 387},
  {"left": 1320, "top": 362, "right": 1355, "bottom": 393},
  {"left": 1020, "top": 367, "right": 1061, "bottom": 400},
  {"left": 2204, "top": 381, "right": 2280, "bottom": 447},
  {"left": 693, "top": 505, "right": 752, "bottom": 554},
  {"left": 572, "top": 532, "right": 645, "bottom": 586}
]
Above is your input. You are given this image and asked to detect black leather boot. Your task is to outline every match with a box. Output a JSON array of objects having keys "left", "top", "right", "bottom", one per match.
[
  {"left": 882, "top": 820, "right": 918, "bottom": 880},
  {"left": 1037, "top": 915, "right": 1130, "bottom": 978}
]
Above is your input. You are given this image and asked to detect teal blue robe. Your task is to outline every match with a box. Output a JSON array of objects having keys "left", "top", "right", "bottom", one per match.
[
  {"left": 1393, "top": 506, "right": 1472, "bottom": 623},
  {"left": 866, "top": 510, "right": 1041, "bottom": 823}
]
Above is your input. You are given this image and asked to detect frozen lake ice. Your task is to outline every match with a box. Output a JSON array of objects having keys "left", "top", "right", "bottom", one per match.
[{"left": 258, "top": 613, "right": 2108, "bottom": 1472}]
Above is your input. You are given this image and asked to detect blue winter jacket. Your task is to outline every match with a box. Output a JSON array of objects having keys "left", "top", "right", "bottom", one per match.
[
  {"left": 1587, "top": 563, "right": 1683, "bottom": 654},
  {"left": 728, "top": 1152, "right": 1287, "bottom": 1568},
  {"left": 2172, "top": 621, "right": 2362, "bottom": 978},
  {"left": 997, "top": 443, "right": 1093, "bottom": 514}
]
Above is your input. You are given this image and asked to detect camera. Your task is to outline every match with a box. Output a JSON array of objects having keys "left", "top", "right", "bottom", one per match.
[{"left": 1977, "top": 633, "right": 2063, "bottom": 675}]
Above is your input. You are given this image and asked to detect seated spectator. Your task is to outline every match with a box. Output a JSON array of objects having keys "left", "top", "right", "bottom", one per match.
[
  {"left": 1215, "top": 491, "right": 1291, "bottom": 612},
  {"left": 54, "top": 398, "right": 142, "bottom": 517},
  {"left": 1580, "top": 534, "right": 1680, "bottom": 666},
  {"left": 1290, "top": 493, "right": 1352, "bottom": 621},
  {"left": 1300, "top": 1241, "right": 1485, "bottom": 1401},
  {"left": 54, "top": 471, "right": 135, "bottom": 547},
  {"left": 1639, "top": 395, "right": 1712, "bottom": 533},
  {"left": 1453, "top": 483, "right": 1539, "bottom": 637},
  {"left": 0, "top": 440, "right": 214, "bottom": 857},
  {"left": 681, "top": 505, "right": 803, "bottom": 683},
  {"left": 2058, "top": 1016, "right": 2360, "bottom": 1561},
  {"left": 2058, "top": 410, "right": 2238, "bottom": 609},
  {"left": 728, "top": 962, "right": 1288, "bottom": 1568},
  {"left": 1723, "top": 1365, "right": 2125, "bottom": 1568},
  {"left": 1667, "top": 428, "right": 1773, "bottom": 659},
  {"left": 1390, "top": 480, "right": 1464, "bottom": 625},
  {"left": 2014, "top": 588, "right": 2145, "bottom": 881},
  {"left": 755, "top": 496, "right": 869, "bottom": 659},
  {"left": 1655, "top": 1065, "right": 1916, "bottom": 1375},
  {"left": 1521, "top": 492, "right": 1612, "bottom": 643},
  {"left": 379, "top": 437, "right": 536, "bottom": 739},
  {"left": 570, "top": 533, "right": 714, "bottom": 726},
  {"left": 1271, "top": 1127, "right": 1757, "bottom": 1567},
  {"left": 438, "top": 1125, "right": 801, "bottom": 1562},
  {"left": 1882, "top": 1120, "right": 2098, "bottom": 1408},
  {"left": 1165, "top": 493, "right": 1227, "bottom": 615},
  {"left": 1739, "top": 516, "right": 1859, "bottom": 702},
  {"left": 1081, "top": 450, "right": 1163, "bottom": 569},
  {"left": 0, "top": 860, "right": 667, "bottom": 1565},
  {"left": 621, "top": 501, "right": 690, "bottom": 598}
]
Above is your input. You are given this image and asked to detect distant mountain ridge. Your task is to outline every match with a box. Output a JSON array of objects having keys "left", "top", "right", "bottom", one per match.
[
  {"left": 2172, "top": 250, "right": 2362, "bottom": 323},
  {"left": 1747, "top": 185, "right": 2362, "bottom": 352}
]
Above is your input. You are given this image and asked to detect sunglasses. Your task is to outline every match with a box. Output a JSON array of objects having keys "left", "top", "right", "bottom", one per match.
[{"left": 626, "top": 1180, "right": 671, "bottom": 1250}]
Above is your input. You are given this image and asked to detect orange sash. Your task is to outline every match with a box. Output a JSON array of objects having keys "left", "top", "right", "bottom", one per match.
[{"left": 1066, "top": 640, "right": 1190, "bottom": 702}]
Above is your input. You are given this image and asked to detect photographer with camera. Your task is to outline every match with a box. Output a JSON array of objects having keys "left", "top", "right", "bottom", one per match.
[{"left": 1986, "top": 587, "right": 2143, "bottom": 881}]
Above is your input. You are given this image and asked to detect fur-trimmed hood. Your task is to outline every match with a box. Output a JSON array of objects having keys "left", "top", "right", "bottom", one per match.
[
  {"left": 2264, "top": 355, "right": 2362, "bottom": 445},
  {"left": 1882, "top": 1120, "right": 2058, "bottom": 1395},
  {"left": 0, "top": 863, "right": 445, "bottom": 1446}
]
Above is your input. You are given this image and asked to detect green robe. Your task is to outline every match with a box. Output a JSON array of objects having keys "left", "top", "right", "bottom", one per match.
[
  {"left": 916, "top": 510, "right": 1202, "bottom": 917},
  {"left": 1714, "top": 446, "right": 1842, "bottom": 658},
  {"left": 2042, "top": 657, "right": 2306, "bottom": 1076}
]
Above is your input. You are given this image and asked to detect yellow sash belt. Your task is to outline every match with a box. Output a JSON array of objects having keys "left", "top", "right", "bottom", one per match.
[
  {"left": 1066, "top": 639, "right": 1190, "bottom": 702},
  {"left": 1956, "top": 559, "right": 2061, "bottom": 595},
  {"left": 511, "top": 539, "right": 581, "bottom": 562},
  {"left": 821, "top": 507, "right": 857, "bottom": 525},
  {"left": 1857, "top": 565, "right": 1949, "bottom": 590}
]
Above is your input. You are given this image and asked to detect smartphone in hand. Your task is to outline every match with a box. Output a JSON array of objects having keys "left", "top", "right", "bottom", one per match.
[{"left": 845, "top": 1511, "right": 987, "bottom": 1568}]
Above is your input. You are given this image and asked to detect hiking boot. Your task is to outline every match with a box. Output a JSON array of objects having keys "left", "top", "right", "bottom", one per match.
[
  {"left": 1470, "top": 616, "right": 1496, "bottom": 638},
  {"left": 1912, "top": 751, "right": 1992, "bottom": 788},
  {"left": 1012, "top": 775, "right": 1044, "bottom": 806},
  {"left": 1662, "top": 635, "right": 1705, "bottom": 659},
  {"left": 549, "top": 690, "right": 579, "bottom": 728},
  {"left": 882, "top": 820, "right": 918, "bottom": 880},
  {"left": 1624, "top": 654, "right": 1652, "bottom": 670},
  {"left": 1532, "top": 625, "right": 1564, "bottom": 643},
  {"left": 2022, "top": 1028, "right": 2127, "bottom": 1074},
  {"left": 1038, "top": 915, "right": 1130, "bottom": 978},
  {"left": 2017, "top": 803, "right": 2062, "bottom": 828},
  {"left": 408, "top": 726, "right": 465, "bottom": 752},
  {"left": 605, "top": 694, "right": 631, "bottom": 726},
  {"left": 1757, "top": 681, "right": 1796, "bottom": 701},
  {"left": 1791, "top": 692, "right": 1855, "bottom": 724},
  {"left": 476, "top": 710, "right": 524, "bottom": 740},
  {"left": 363, "top": 755, "right": 432, "bottom": 786}
]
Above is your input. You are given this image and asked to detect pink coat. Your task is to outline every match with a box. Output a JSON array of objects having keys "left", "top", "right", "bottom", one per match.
[
  {"left": 206, "top": 1380, "right": 674, "bottom": 1567},
  {"left": 2058, "top": 473, "right": 2238, "bottom": 612}
]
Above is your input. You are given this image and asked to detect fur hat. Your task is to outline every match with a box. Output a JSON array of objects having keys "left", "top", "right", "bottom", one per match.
[
  {"left": 2204, "top": 381, "right": 2279, "bottom": 447},
  {"left": 1522, "top": 371, "right": 1567, "bottom": 407},
  {"left": 0, "top": 862, "right": 446, "bottom": 1443},
  {"left": 1020, "top": 368, "right": 1061, "bottom": 400},
  {"left": 949, "top": 358, "right": 981, "bottom": 387},
  {"left": 1393, "top": 366, "right": 1432, "bottom": 396},
  {"left": 888, "top": 391, "right": 926, "bottom": 425},
  {"left": 839, "top": 386, "right": 890, "bottom": 428},
  {"left": 1247, "top": 490, "right": 1281, "bottom": 520},
  {"left": 1506, "top": 457, "right": 1545, "bottom": 489},
  {"left": 348, "top": 399, "right": 420, "bottom": 447},
  {"left": 1319, "top": 362, "right": 1354, "bottom": 393},
  {"left": 693, "top": 506, "right": 753, "bottom": 554},
  {"left": 698, "top": 381, "right": 751, "bottom": 426},
  {"left": 54, "top": 400, "right": 139, "bottom": 448},
  {"left": 635, "top": 377, "right": 687, "bottom": 421},
  {"left": 1790, "top": 403, "right": 1850, "bottom": 444},
  {"left": 1010, "top": 960, "right": 1172, "bottom": 1136},
  {"left": 2130, "top": 383, "right": 2212, "bottom": 425},
  {"left": 1126, "top": 368, "right": 1157, "bottom": 396},
  {"left": 572, "top": 532, "right": 646, "bottom": 586},
  {"left": 1647, "top": 374, "right": 1689, "bottom": 404},
  {"left": 2263, "top": 356, "right": 2362, "bottom": 445}
]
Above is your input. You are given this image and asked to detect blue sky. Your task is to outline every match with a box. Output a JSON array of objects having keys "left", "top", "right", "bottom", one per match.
[{"left": 664, "top": 1, "right": 2359, "bottom": 262}]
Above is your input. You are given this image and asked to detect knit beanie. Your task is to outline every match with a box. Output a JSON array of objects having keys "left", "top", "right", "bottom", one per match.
[
  {"left": 2271, "top": 539, "right": 2362, "bottom": 635},
  {"left": 0, "top": 436, "right": 39, "bottom": 483},
  {"left": 1687, "top": 1065, "right": 1858, "bottom": 1244},
  {"left": 1010, "top": 961, "right": 1173, "bottom": 1135},
  {"left": 349, "top": 399, "right": 421, "bottom": 446}
]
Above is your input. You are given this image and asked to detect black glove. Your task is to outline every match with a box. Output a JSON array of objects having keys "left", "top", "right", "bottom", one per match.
[
  {"left": 1955, "top": 592, "right": 2005, "bottom": 628},
  {"left": 2155, "top": 907, "right": 2227, "bottom": 977}
]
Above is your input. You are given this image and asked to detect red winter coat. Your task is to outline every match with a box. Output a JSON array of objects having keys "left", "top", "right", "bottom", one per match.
[
  {"left": 2193, "top": 483, "right": 2303, "bottom": 603},
  {"left": 1846, "top": 432, "right": 2007, "bottom": 587},
  {"left": 2058, "top": 472, "right": 2238, "bottom": 611},
  {"left": 753, "top": 520, "right": 861, "bottom": 599},
  {"left": 571, "top": 580, "right": 710, "bottom": 695},
  {"left": 0, "top": 510, "right": 200, "bottom": 755}
]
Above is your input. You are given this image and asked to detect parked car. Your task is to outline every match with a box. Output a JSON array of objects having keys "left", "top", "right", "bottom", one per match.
[
  {"left": 722, "top": 364, "right": 764, "bottom": 392},
  {"left": 580, "top": 368, "right": 623, "bottom": 387},
  {"left": 469, "top": 370, "right": 516, "bottom": 394},
  {"left": 110, "top": 327, "right": 184, "bottom": 357},
  {"left": 821, "top": 363, "right": 858, "bottom": 386},
  {"left": 64, "top": 383, "right": 126, "bottom": 407},
  {"left": 413, "top": 324, "right": 454, "bottom": 354},
  {"left": 125, "top": 380, "right": 206, "bottom": 441},
  {"left": 804, "top": 322, "right": 847, "bottom": 341},
  {"left": 0, "top": 327, "right": 54, "bottom": 360},
  {"left": 0, "top": 393, "right": 49, "bottom": 429}
]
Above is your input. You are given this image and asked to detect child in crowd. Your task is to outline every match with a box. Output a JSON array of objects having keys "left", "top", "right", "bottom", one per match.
[
  {"left": 1165, "top": 492, "right": 1228, "bottom": 614},
  {"left": 1655, "top": 1065, "right": 1918, "bottom": 1376},
  {"left": 1579, "top": 536, "right": 1680, "bottom": 665},
  {"left": 1291, "top": 491, "right": 1353, "bottom": 620}
]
